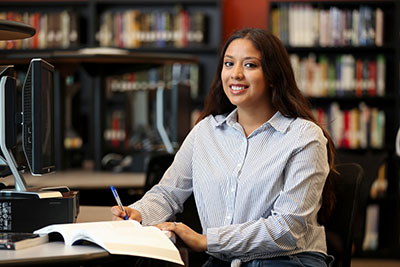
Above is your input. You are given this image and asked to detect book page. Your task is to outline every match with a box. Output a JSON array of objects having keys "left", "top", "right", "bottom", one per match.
[
  {"left": 34, "top": 220, "right": 141, "bottom": 245},
  {"left": 34, "top": 220, "right": 183, "bottom": 265}
]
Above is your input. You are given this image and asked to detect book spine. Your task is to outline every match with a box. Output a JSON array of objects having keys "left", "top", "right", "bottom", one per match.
[
  {"left": 375, "top": 8, "right": 384, "bottom": 46},
  {"left": 368, "top": 60, "right": 377, "bottom": 97},
  {"left": 376, "top": 55, "right": 386, "bottom": 96}
]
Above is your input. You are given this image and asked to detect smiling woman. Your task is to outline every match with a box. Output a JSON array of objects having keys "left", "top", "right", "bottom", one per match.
[
  {"left": 221, "top": 38, "right": 273, "bottom": 136},
  {"left": 112, "top": 28, "right": 336, "bottom": 267}
]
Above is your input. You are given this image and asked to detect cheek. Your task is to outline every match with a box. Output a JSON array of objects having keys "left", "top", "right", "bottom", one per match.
[
  {"left": 221, "top": 70, "right": 229, "bottom": 87},
  {"left": 254, "top": 74, "right": 267, "bottom": 90},
  {"left": 221, "top": 69, "right": 228, "bottom": 81}
]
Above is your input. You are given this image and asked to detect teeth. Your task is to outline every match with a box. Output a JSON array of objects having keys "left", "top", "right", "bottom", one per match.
[{"left": 231, "top": 85, "right": 246, "bottom": 91}]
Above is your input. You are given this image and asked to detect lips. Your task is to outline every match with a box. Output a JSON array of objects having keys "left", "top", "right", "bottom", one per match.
[{"left": 230, "top": 84, "right": 248, "bottom": 94}]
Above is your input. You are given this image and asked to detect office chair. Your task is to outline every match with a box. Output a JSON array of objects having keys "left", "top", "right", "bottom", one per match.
[
  {"left": 335, "top": 151, "right": 387, "bottom": 254},
  {"left": 144, "top": 153, "right": 176, "bottom": 193},
  {"left": 325, "top": 163, "right": 364, "bottom": 267}
]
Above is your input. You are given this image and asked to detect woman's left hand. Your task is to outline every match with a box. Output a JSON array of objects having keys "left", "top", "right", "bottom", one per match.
[{"left": 155, "top": 222, "right": 207, "bottom": 252}]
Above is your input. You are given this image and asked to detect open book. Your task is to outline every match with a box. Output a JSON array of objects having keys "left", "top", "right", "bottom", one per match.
[{"left": 34, "top": 220, "right": 183, "bottom": 265}]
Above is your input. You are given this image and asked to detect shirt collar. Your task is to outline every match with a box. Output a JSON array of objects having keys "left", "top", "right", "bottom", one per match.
[
  {"left": 213, "top": 109, "right": 238, "bottom": 128},
  {"left": 267, "top": 111, "right": 293, "bottom": 133},
  {"left": 213, "top": 109, "right": 293, "bottom": 134}
]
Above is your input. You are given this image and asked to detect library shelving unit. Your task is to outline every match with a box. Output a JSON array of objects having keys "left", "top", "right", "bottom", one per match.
[
  {"left": 267, "top": 0, "right": 400, "bottom": 259},
  {"left": 0, "top": 0, "right": 222, "bottom": 172}
]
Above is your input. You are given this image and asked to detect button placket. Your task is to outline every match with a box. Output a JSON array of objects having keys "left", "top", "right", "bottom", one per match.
[{"left": 225, "top": 138, "right": 248, "bottom": 225}]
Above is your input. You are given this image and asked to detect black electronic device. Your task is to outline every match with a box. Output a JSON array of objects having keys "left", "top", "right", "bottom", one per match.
[
  {"left": 22, "top": 58, "right": 55, "bottom": 175},
  {"left": 0, "top": 191, "right": 79, "bottom": 233},
  {"left": 0, "top": 65, "right": 29, "bottom": 192},
  {"left": 0, "top": 59, "right": 79, "bottom": 232},
  {"left": 0, "top": 65, "right": 16, "bottom": 150},
  {"left": 0, "top": 58, "right": 73, "bottom": 200}
]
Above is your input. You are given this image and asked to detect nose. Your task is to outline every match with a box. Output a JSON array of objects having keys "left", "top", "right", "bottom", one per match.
[{"left": 231, "top": 65, "right": 244, "bottom": 80}]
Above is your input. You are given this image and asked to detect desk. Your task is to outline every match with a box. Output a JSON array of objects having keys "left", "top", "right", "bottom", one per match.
[
  {"left": 2, "top": 170, "right": 146, "bottom": 206},
  {"left": 77, "top": 205, "right": 113, "bottom": 223},
  {"left": 2, "top": 170, "right": 146, "bottom": 190},
  {"left": 0, "top": 242, "right": 109, "bottom": 266},
  {"left": 0, "top": 206, "right": 184, "bottom": 266},
  {"left": 0, "top": 206, "right": 112, "bottom": 266}
]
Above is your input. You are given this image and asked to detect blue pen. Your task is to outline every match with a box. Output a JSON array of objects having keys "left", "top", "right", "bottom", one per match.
[{"left": 110, "top": 185, "right": 129, "bottom": 220}]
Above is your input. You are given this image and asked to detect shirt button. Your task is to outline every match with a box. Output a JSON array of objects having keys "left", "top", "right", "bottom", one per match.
[
  {"left": 231, "top": 187, "right": 235, "bottom": 192},
  {"left": 237, "top": 164, "right": 242, "bottom": 168}
]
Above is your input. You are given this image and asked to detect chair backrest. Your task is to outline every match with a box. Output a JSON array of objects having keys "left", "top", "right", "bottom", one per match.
[
  {"left": 144, "top": 153, "right": 175, "bottom": 192},
  {"left": 335, "top": 151, "right": 387, "bottom": 254},
  {"left": 325, "top": 163, "right": 364, "bottom": 267}
]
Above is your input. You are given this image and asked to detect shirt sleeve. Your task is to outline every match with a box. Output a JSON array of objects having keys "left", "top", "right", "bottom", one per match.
[
  {"left": 130, "top": 125, "right": 197, "bottom": 226},
  {"left": 207, "top": 123, "right": 330, "bottom": 257}
]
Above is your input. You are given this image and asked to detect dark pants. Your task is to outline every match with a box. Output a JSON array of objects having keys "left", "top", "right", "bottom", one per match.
[{"left": 202, "top": 252, "right": 333, "bottom": 267}]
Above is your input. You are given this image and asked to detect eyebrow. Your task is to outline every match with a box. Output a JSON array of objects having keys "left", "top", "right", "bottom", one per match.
[{"left": 224, "top": 55, "right": 261, "bottom": 61}]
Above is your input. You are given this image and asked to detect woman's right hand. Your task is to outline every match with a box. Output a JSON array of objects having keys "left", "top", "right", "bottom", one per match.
[{"left": 111, "top": 206, "right": 142, "bottom": 222}]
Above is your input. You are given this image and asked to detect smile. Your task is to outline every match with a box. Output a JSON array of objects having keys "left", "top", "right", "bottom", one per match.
[{"left": 230, "top": 85, "right": 248, "bottom": 91}]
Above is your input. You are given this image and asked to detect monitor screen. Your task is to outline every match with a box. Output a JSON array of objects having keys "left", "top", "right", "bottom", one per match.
[{"left": 22, "top": 59, "right": 55, "bottom": 175}]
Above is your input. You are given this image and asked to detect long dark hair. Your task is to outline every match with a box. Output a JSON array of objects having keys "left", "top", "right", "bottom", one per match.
[{"left": 197, "top": 28, "right": 335, "bottom": 223}]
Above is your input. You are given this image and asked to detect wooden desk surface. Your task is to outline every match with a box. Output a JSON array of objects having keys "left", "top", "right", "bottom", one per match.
[
  {"left": 77, "top": 205, "right": 114, "bottom": 223},
  {"left": 2, "top": 170, "right": 145, "bottom": 190},
  {"left": 0, "top": 242, "right": 108, "bottom": 266},
  {"left": 0, "top": 206, "right": 115, "bottom": 266}
]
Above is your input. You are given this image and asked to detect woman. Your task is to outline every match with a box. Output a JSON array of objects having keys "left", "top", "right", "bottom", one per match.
[{"left": 112, "top": 28, "right": 335, "bottom": 266}]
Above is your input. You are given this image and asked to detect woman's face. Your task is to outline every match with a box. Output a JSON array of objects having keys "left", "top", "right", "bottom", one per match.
[{"left": 221, "top": 38, "right": 269, "bottom": 111}]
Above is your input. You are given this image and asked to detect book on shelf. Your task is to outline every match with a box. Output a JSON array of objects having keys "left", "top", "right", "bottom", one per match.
[
  {"left": 314, "top": 102, "right": 384, "bottom": 149},
  {"left": 375, "top": 8, "right": 384, "bottom": 46},
  {"left": 271, "top": 4, "right": 384, "bottom": 47},
  {"left": 355, "top": 58, "right": 363, "bottom": 97},
  {"left": 368, "top": 60, "right": 377, "bottom": 97},
  {"left": 0, "top": 232, "right": 49, "bottom": 250},
  {"left": 34, "top": 220, "right": 184, "bottom": 265},
  {"left": 341, "top": 110, "right": 351, "bottom": 148},
  {"left": 38, "top": 13, "right": 48, "bottom": 49},
  {"left": 290, "top": 53, "right": 385, "bottom": 97},
  {"left": 0, "top": 10, "right": 79, "bottom": 50},
  {"left": 97, "top": 8, "right": 206, "bottom": 49},
  {"left": 376, "top": 55, "right": 386, "bottom": 96},
  {"left": 362, "top": 204, "right": 379, "bottom": 251}
]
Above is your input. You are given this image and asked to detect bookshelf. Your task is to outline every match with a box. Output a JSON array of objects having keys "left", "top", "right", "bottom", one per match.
[
  {"left": 267, "top": 0, "right": 400, "bottom": 258},
  {"left": 0, "top": 0, "right": 222, "bottom": 172}
]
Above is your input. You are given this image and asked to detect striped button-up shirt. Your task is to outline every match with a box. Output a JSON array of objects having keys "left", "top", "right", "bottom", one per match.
[{"left": 131, "top": 109, "right": 329, "bottom": 263}]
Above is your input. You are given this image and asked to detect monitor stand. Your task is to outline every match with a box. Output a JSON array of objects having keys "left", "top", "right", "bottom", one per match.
[{"left": 0, "top": 76, "right": 62, "bottom": 199}]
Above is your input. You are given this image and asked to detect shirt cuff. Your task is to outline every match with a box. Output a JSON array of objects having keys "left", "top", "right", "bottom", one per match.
[
  {"left": 206, "top": 227, "right": 220, "bottom": 253},
  {"left": 129, "top": 202, "right": 147, "bottom": 225}
]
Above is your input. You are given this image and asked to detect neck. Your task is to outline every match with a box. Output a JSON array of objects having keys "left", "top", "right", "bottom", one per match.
[{"left": 237, "top": 106, "right": 276, "bottom": 137}]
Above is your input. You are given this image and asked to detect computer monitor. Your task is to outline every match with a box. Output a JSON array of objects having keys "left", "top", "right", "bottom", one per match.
[
  {"left": 0, "top": 65, "right": 17, "bottom": 150},
  {"left": 0, "top": 59, "right": 61, "bottom": 198},
  {"left": 22, "top": 58, "right": 56, "bottom": 175}
]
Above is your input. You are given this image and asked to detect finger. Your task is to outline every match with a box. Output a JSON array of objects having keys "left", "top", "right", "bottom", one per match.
[
  {"left": 156, "top": 222, "right": 178, "bottom": 231},
  {"left": 110, "top": 206, "right": 122, "bottom": 215},
  {"left": 111, "top": 206, "right": 126, "bottom": 219}
]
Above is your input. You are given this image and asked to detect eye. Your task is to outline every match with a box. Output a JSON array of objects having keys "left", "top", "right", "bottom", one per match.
[
  {"left": 244, "top": 62, "right": 257, "bottom": 68},
  {"left": 224, "top": 61, "right": 233, "bottom": 67}
]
